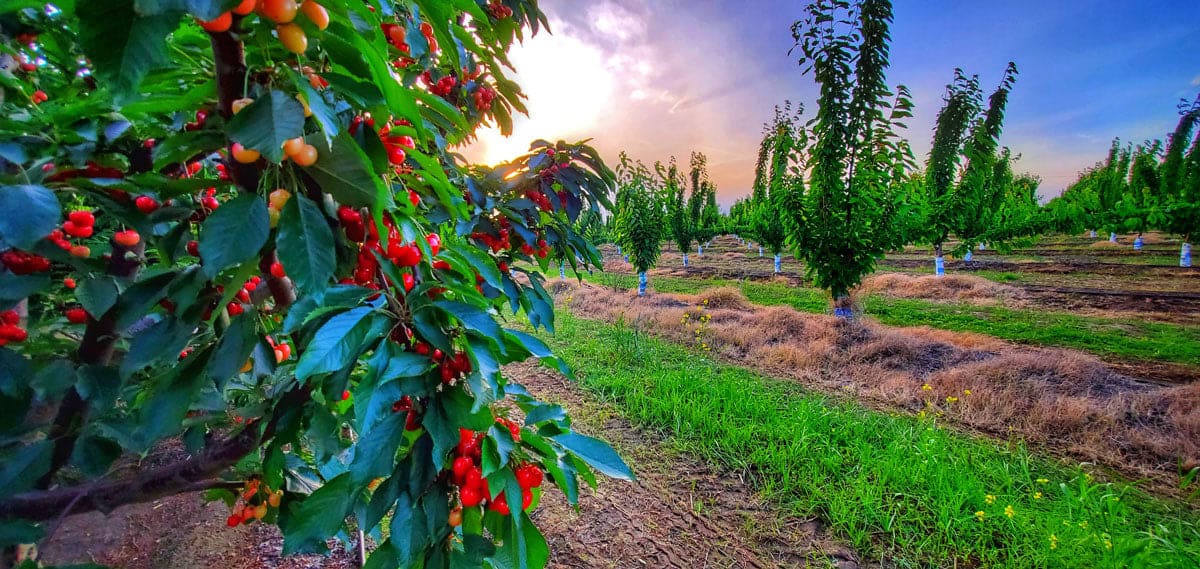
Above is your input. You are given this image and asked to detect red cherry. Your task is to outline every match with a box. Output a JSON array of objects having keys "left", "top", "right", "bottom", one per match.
[
  {"left": 65, "top": 307, "right": 88, "bottom": 324},
  {"left": 487, "top": 492, "right": 510, "bottom": 515},
  {"left": 63, "top": 277, "right": 76, "bottom": 289},
  {"left": 226, "top": 514, "right": 241, "bottom": 527},
  {"left": 68, "top": 210, "right": 95, "bottom": 227},
  {"left": 522, "top": 488, "right": 533, "bottom": 511},
  {"left": 414, "top": 342, "right": 430, "bottom": 356},
  {"left": 401, "top": 272, "right": 415, "bottom": 292},
  {"left": 460, "top": 485, "right": 483, "bottom": 508},
  {"left": 425, "top": 233, "right": 441, "bottom": 256},
  {"left": 387, "top": 146, "right": 407, "bottom": 165},
  {"left": 186, "top": 240, "right": 200, "bottom": 256},
  {"left": 464, "top": 467, "right": 483, "bottom": 491},
  {"left": 270, "top": 262, "right": 286, "bottom": 278},
  {"left": 408, "top": 190, "right": 420, "bottom": 207},
  {"left": 516, "top": 464, "right": 543, "bottom": 489},
  {"left": 342, "top": 390, "right": 351, "bottom": 401},
  {"left": 451, "top": 456, "right": 473, "bottom": 484},
  {"left": 135, "top": 195, "right": 160, "bottom": 214},
  {"left": 63, "top": 220, "right": 93, "bottom": 238},
  {"left": 389, "top": 243, "right": 421, "bottom": 267},
  {"left": 433, "top": 260, "right": 451, "bottom": 270},
  {"left": 113, "top": 230, "right": 141, "bottom": 247}
]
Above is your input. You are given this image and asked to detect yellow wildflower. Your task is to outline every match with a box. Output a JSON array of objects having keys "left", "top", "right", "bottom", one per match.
[
  {"left": 1079, "top": 521, "right": 1088, "bottom": 529},
  {"left": 1033, "top": 492, "right": 1042, "bottom": 500},
  {"left": 1049, "top": 534, "right": 1058, "bottom": 550},
  {"left": 1004, "top": 505, "right": 1015, "bottom": 519},
  {"left": 963, "top": 389, "right": 972, "bottom": 396},
  {"left": 1105, "top": 540, "right": 1112, "bottom": 550},
  {"left": 1036, "top": 478, "right": 1049, "bottom": 484},
  {"left": 946, "top": 396, "right": 959, "bottom": 403},
  {"left": 921, "top": 383, "right": 932, "bottom": 391},
  {"left": 974, "top": 511, "right": 985, "bottom": 521},
  {"left": 985, "top": 494, "right": 996, "bottom": 505}
]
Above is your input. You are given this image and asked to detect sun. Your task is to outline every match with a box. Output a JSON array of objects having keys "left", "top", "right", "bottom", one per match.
[{"left": 460, "top": 20, "right": 617, "bottom": 166}]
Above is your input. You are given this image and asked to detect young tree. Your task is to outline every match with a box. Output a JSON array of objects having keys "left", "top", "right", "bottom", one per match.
[
  {"left": 661, "top": 157, "right": 693, "bottom": 266},
  {"left": 1161, "top": 95, "right": 1200, "bottom": 266},
  {"left": 613, "top": 155, "right": 663, "bottom": 295},
  {"left": 687, "top": 152, "right": 708, "bottom": 254},
  {"left": 783, "top": 0, "right": 915, "bottom": 316},
  {"left": 699, "top": 182, "right": 721, "bottom": 247},
  {"left": 0, "top": 2, "right": 630, "bottom": 567},
  {"left": 751, "top": 104, "right": 804, "bottom": 273},
  {"left": 1048, "top": 141, "right": 1131, "bottom": 242},
  {"left": 919, "top": 63, "right": 1018, "bottom": 274}
]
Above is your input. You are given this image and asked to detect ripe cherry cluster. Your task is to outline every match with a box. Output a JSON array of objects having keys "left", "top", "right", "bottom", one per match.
[
  {"left": 224, "top": 477, "right": 283, "bottom": 527},
  {"left": 0, "top": 310, "right": 28, "bottom": 346},
  {"left": 449, "top": 426, "right": 543, "bottom": 517}
]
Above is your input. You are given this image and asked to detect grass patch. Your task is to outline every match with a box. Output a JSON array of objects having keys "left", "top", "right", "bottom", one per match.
[
  {"left": 537, "top": 310, "right": 1200, "bottom": 567},
  {"left": 585, "top": 272, "right": 1200, "bottom": 366}
]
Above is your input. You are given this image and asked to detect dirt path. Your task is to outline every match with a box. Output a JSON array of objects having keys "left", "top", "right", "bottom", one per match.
[
  {"left": 512, "top": 361, "right": 867, "bottom": 569},
  {"left": 35, "top": 361, "right": 862, "bottom": 568}
]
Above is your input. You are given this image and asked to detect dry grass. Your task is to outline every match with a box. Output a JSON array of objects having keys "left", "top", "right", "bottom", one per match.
[
  {"left": 561, "top": 282, "right": 1199, "bottom": 487},
  {"left": 858, "top": 273, "right": 1026, "bottom": 305},
  {"left": 1089, "top": 240, "right": 1124, "bottom": 248}
]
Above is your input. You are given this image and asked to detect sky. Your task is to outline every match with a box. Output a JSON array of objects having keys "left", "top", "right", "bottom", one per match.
[{"left": 461, "top": 0, "right": 1200, "bottom": 209}]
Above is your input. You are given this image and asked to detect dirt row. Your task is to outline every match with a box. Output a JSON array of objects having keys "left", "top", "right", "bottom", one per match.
[
  {"left": 36, "top": 362, "right": 865, "bottom": 569},
  {"left": 616, "top": 239, "right": 1200, "bottom": 324},
  {"left": 559, "top": 280, "right": 1199, "bottom": 492}
]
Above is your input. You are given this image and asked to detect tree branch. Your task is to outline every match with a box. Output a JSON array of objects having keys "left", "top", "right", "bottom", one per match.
[
  {"left": 5, "top": 426, "right": 259, "bottom": 522},
  {"left": 209, "top": 18, "right": 295, "bottom": 309},
  {"left": 38, "top": 238, "right": 145, "bottom": 489}
]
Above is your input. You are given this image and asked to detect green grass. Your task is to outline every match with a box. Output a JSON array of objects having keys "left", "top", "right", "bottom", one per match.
[
  {"left": 537, "top": 310, "right": 1200, "bottom": 568},
  {"left": 584, "top": 273, "right": 1200, "bottom": 366}
]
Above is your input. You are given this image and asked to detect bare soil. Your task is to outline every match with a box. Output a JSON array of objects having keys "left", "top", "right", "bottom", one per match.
[
  {"left": 606, "top": 238, "right": 1200, "bottom": 324},
  {"left": 561, "top": 281, "right": 1200, "bottom": 493},
  {"left": 35, "top": 362, "right": 862, "bottom": 569}
]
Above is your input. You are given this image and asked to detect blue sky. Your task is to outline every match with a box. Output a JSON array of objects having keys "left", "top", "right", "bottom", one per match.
[{"left": 464, "top": 1, "right": 1200, "bottom": 207}]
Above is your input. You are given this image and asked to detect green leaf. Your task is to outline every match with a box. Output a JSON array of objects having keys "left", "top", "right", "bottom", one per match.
[
  {"left": 0, "top": 441, "right": 51, "bottom": 494},
  {"left": 379, "top": 352, "right": 432, "bottom": 384},
  {"left": 205, "top": 315, "right": 257, "bottom": 386},
  {"left": 198, "top": 193, "right": 269, "bottom": 278},
  {"left": 389, "top": 492, "right": 429, "bottom": 566},
  {"left": 349, "top": 412, "right": 405, "bottom": 486},
  {"left": 295, "top": 307, "right": 378, "bottom": 380},
  {"left": 227, "top": 90, "right": 306, "bottom": 164},
  {"left": 297, "top": 77, "right": 340, "bottom": 151},
  {"left": 134, "top": 0, "right": 234, "bottom": 20},
  {"left": 0, "top": 273, "right": 49, "bottom": 305},
  {"left": 0, "top": 185, "right": 61, "bottom": 249},
  {"left": 277, "top": 194, "right": 335, "bottom": 295},
  {"left": 30, "top": 360, "right": 76, "bottom": 401},
  {"left": 0, "top": 519, "right": 44, "bottom": 548},
  {"left": 150, "top": 129, "right": 226, "bottom": 170},
  {"left": 552, "top": 432, "right": 634, "bottom": 481},
  {"left": 77, "top": 276, "right": 119, "bottom": 318},
  {"left": 281, "top": 472, "right": 356, "bottom": 554},
  {"left": 121, "top": 316, "right": 192, "bottom": 377},
  {"left": 305, "top": 133, "right": 385, "bottom": 208},
  {"left": 77, "top": 0, "right": 181, "bottom": 100},
  {"left": 433, "top": 301, "right": 502, "bottom": 351}
]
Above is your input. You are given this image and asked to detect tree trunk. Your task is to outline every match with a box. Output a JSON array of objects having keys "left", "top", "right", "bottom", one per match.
[
  {"left": 1181, "top": 242, "right": 1192, "bottom": 268},
  {"left": 637, "top": 272, "right": 647, "bottom": 296},
  {"left": 934, "top": 242, "right": 945, "bottom": 277}
]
